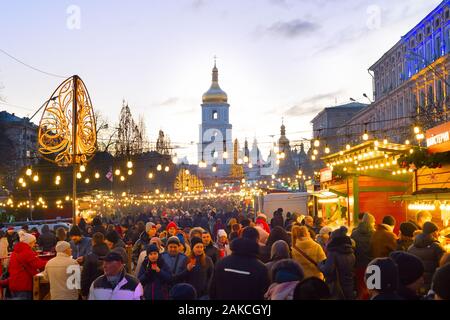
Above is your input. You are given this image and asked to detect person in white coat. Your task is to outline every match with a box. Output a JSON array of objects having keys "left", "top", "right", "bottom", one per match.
[
  {"left": 89, "top": 251, "right": 143, "bottom": 300},
  {"left": 43, "top": 241, "right": 80, "bottom": 300}
]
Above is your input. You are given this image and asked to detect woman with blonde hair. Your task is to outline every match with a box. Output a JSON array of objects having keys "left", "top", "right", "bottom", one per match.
[{"left": 291, "top": 225, "right": 326, "bottom": 280}]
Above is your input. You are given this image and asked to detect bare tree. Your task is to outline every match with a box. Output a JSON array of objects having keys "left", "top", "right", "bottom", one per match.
[
  {"left": 156, "top": 130, "right": 172, "bottom": 155},
  {"left": 115, "top": 100, "right": 147, "bottom": 156}
]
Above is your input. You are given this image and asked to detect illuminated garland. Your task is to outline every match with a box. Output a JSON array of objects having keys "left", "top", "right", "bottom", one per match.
[{"left": 398, "top": 147, "right": 450, "bottom": 169}]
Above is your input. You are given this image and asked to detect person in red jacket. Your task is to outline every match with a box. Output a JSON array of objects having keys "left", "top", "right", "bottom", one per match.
[{"left": 8, "top": 231, "right": 47, "bottom": 300}]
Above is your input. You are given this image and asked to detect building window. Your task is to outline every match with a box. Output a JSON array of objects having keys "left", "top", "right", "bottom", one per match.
[
  {"left": 446, "top": 10, "right": 450, "bottom": 19},
  {"left": 212, "top": 111, "right": 218, "bottom": 120},
  {"left": 428, "top": 85, "right": 434, "bottom": 105},
  {"left": 436, "top": 19, "right": 440, "bottom": 28}
]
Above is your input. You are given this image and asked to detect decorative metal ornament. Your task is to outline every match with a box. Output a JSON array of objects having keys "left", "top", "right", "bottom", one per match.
[{"left": 38, "top": 75, "right": 97, "bottom": 166}]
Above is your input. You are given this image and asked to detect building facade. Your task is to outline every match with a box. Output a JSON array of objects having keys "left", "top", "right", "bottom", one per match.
[
  {"left": 311, "top": 102, "right": 368, "bottom": 153},
  {"left": 337, "top": 0, "right": 450, "bottom": 147}
]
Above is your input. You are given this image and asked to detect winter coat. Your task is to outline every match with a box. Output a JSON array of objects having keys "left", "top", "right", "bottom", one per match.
[
  {"left": 264, "top": 281, "right": 299, "bottom": 300},
  {"left": 43, "top": 252, "right": 79, "bottom": 300},
  {"left": 319, "top": 236, "right": 356, "bottom": 300},
  {"left": 265, "top": 240, "right": 290, "bottom": 282},
  {"left": 179, "top": 255, "right": 214, "bottom": 298},
  {"left": 370, "top": 224, "right": 397, "bottom": 258},
  {"left": 70, "top": 237, "right": 92, "bottom": 259},
  {"left": 408, "top": 233, "right": 446, "bottom": 291},
  {"left": 81, "top": 243, "right": 109, "bottom": 297},
  {"left": 8, "top": 242, "right": 47, "bottom": 292},
  {"left": 215, "top": 241, "right": 231, "bottom": 259},
  {"left": 291, "top": 237, "right": 326, "bottom": 279},
  {"left": 270, "top": 214, "right": 284, "bottom": 230},
  {"left": 138, "top": 257, "right": 172, "bottom": 300},
  {"left": 37, "top": 226, "right": 57, "bottom": 252},
  {"left": 205, "top": 242, "right": 219, "bottom": 265},
  {"left": 160, "top": 252, "right": 188, "bottom": 286},
  {"left": 351, "top": 224, "right": 374, "bottom": 268},
  {"left": 132, "top": 232, "right": 149, "bottom": 263},
  {"left": 88, "top": 269, "right": 143, "bottom": 300},
  {"left": 397, "top": 238, "right": 414, "bottom": 252},
  {"left": 209, "top": 237, "right": 270, "bottom": 300}
]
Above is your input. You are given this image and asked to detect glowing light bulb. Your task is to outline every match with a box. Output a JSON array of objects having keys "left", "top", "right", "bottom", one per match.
[
  {"left": 33, "top": 175, "right": 39, "bottom": 182},
  {"left": 85, "top": 178, "right": 90, "bottom": 184},
  {"left": 172, "top": 156, "right": 178, "bottom": 164},
  {"left": 414, "top": 126, "right": 421, "bottom": 134},
  {"left": 115, "top": 169, "right": 121, "bottom": 176},
  {"left": 127, "top": 161, "right": 133, "bottom": 169},
  {"left": 26, "top": 168, "right": 32, "bottom": 176},
  {"left": 80, "top": 165, "right": 86, "bottom": 172},
  {"left": 76, "top": 172, "right": 82, "bottom": 179},
  {"left": 311, "top": 155, "right": 316, "bottom": 161},
  {"left": 164, "top": 166, "right": 170, "bottom": 172},
  {"left": 18, "top": 178, "right": 24, "bottom": 184},
  {"left": 223, "top": 151, "right": 228, "bottom": 159},
  {"left": 314, "top": 139, "right": 320, "bottom": 147},
  {"left": 128, "top": 169, "right": 133, "bottom": 175},
  {"left": 325, "top": 146, "right": 330, "bottom": 154},
  {"left": 157, "top": 164, "right": 162, "bottom": 171},
  {"left": 148, "top": 172, "right": 154, "bottom": 179},
  {"left": 362, "top": 131, "right": 369, "bottom": 141},
  {"left": 346, "top": 144, "right": 351, "bottom": 150},
  {"left": 95, "top": 172, "right": 100, "bottom": 179},
  {"left": 120, "top": 176, "right": 125, "bottom": 181}
]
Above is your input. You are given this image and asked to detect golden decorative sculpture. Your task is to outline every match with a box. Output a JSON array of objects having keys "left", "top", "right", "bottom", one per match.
[{"left": 38, "top": 75, "right": 97, "bottom": 166}]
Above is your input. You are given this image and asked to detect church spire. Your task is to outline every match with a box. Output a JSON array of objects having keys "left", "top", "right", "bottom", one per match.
[
  {"left": 212, "top": 56, "right": 219, "bottom": 83},
  {"left": 202, "top": 56, "right": 228, "bottom": 104}
]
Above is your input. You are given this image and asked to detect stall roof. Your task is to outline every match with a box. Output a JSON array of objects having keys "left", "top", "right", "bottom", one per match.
[
  {"left": 309, "top": 189, "right": 348, "bottom": 198},
  {"left": 390, "top": 189, "right": 450, "bottom": 201}
]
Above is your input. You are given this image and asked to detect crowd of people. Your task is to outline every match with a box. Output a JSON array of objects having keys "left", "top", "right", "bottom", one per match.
[{"left": 0, "top": 203, "right": 449, "bottom": 301}]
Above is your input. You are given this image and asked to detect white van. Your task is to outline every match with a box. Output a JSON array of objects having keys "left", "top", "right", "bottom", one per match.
[{"left": 262, "top": 192, "right": 309, "bottom": 221}]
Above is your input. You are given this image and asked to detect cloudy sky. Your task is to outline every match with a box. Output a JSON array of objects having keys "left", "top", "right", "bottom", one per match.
[{"left": 0, "top": 0, "right": 443, "bottom": 162}]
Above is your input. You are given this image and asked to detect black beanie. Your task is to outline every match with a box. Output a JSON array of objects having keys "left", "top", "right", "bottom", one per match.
[
  {"left": 432, "top": 264, "right": 450, "bottom": 300},
  {"left": 69, "top": 225, "right": 82, "bottom": 237},
  {"left": 389, "top": 251, "right": 424, "bottom": 286},
  {"left": 190, "top": 236, "right": 203, "bottom": 249},
  {"left": 169, "top": 283, "right": 197, "bottom": 300},
  {"left": 423, "top": 221, "right": 438, "bottom": 235},
  {"left": 399, "top": 222, "right": 418, "bottom": 238},
  {"left": 146, "top": 244, "right": 159, "bottom": 255},
  {"left": 105, "top": 230, "right": 120, "bottom": 244},
  {"left": 382, "top": 215, "right": 396, "bottom": 227},
  {"left": 432, "top": 263, "right": 450, "bottom": 300},
  {"left": 365, "top": 258, "right": 399, "bottom": 293}
]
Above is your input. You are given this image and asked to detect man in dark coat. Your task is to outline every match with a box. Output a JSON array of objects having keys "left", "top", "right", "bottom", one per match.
[
  {"left": 37, "top": 225, "right": 57, "bottom": 252},
  {"left": 319, "top": 226, "right": 356, "bottom": 300},
  {"left": 408, "top": 222, "right": 445, "bottom": 292},
  {"left": 270, "top": 209, "right": 284, "bottom": 230},
  {"left": 209, "top": 227, "right": 270, "bottom": 300},
  {"left": 389, "top": 251, "right": 425, "bottom": 300},
  {"left": 202, "top": 231, "right": 219, "bottom": 265}
]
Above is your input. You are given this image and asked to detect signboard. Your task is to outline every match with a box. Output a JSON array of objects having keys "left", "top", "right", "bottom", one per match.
[
  {"left": 426, "top": 121, "right": 450, "bottom": 153},
  {"left": 320, "top": 168, "right": 333, "bottom": 183}
]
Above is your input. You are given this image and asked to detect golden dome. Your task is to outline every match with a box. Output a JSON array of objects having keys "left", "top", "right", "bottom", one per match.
[{"left": 202, "top": 63, "right": 228, "bottom": 104}]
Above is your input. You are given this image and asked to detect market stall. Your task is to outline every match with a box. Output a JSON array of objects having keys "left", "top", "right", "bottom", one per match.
[{"left": 319, "top": 140, "right": 414, "bottom": 229}]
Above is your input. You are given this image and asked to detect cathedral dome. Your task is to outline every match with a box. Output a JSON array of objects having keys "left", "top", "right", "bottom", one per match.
[{"left": 202, "top": 64, "right": 228, "bottom": 104}]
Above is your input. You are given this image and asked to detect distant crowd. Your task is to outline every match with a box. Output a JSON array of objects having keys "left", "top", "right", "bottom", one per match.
[{"left": 0, "top": 203, "right": 449, "bottom": 300}]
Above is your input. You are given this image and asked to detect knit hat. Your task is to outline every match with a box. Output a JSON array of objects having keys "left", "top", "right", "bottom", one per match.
[
  {"left": 382, "top": 215, "right": 396, "bottom": 227},
  {"left": 331, "top": 226, "right": 348, "bottom": 239},
  {"left": 423, "top": 221, "right": 438, "bottom": 235},
  {"left": 145, "top": 222, "right": 156, "bottom": 233},
  {"left": 365, "top": 258, "right": 399, "bottom": 293},
  {"left": 389, "top": 251, "right": 424, "bottom": 286},
  {"left": 166, "top": 221, "right": 178, "bottom": 231},
  {"left": 18, "top": 230, "right": 36, "bottom": 244},
  {"left": 55, "top": 241, "right": 71, "bottom": 253},
  {"left": 399, "top": 222, "right": 418, "bottom": 237},
  {"left": 432, "top": 263, "right": 450, "bottom": 300},
  {"left": 272, "top": 259, "right": 305, "bottom": 284},
  {"left": 190, "top": 236, "right": 203, "bottom": 249},
  {"left": 69, "top": 225, "right": 82, "bottom": 237},
  {"left": 169, "top": 283, "right": 197, "bottom": 300},
  {"left": 167, "top": 236, "right": 180, "bottom": 246},
  {"left": 104, "top": 251, "right": 124, "bottom": 262},
  {"left": 257, "top": 213, "right": 267, "bottom": 221},
  {"left": 105, "top": 230, "right": 120, "bottom": 244},
  {"left": 217, "top": 229, "right": 227, "bottom": 238},
  {"left": 146, "top": 244, "right": 159, "bottom": 255}
]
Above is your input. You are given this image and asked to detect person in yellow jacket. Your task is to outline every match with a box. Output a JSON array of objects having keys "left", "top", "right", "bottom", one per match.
[{"left": 291, "top": 225, "right": 326, "bottom": 279}]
